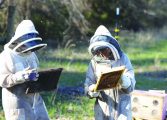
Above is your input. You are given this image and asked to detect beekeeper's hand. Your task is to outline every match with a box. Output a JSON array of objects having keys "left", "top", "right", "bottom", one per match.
[
  {"left": 13, "top": 67, "right": 39, "bottom": 84},
  {"left": 88, "top": 84, "right": 100, "bottom": 98},
  {"left": 120, "top": 73, "right": 131, "bottom": 89},
  {"left": 26, "top": 69, "right": 39, "bottom": 81}
]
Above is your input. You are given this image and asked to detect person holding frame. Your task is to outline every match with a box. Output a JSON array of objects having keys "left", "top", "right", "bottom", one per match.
[{"left": 84, "top": 25, "right": 136, "bottom": 120}]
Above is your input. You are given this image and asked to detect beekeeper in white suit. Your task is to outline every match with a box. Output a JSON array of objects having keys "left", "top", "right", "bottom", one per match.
[
  {"left": 0, "top": 20, "right": 50, "bottom": 120},
  {"left": 84, "top": 25, "right": 136, "bottom": 120}
]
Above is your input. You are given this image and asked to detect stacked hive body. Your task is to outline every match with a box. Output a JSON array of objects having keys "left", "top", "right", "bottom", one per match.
[{"left": 131, "top": 90, "right": 167, "bottom": 120}]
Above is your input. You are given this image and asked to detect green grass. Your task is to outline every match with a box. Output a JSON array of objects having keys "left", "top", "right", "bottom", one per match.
[
  {"left": 46, "top": 95, "right": 95, "bottom": 120},
  {"left": 0, "top": 29, "right": 167, "bottom": 119}
]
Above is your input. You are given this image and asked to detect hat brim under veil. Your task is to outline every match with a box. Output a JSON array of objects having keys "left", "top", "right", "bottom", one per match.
[
  {"left": 13, "top": 38, "right": 47, "bottom": 53},
  {"left": 8, "top": 33, "right": 47, "bottom": 53}
]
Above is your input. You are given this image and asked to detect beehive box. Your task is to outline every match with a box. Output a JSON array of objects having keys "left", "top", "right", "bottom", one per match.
[{"left": 131, "top": 90, "right": 167, "bottom": 120}]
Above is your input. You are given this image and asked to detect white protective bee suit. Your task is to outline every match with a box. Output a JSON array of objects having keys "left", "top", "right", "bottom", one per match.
[
  {"left": 0, "top": 20, "right": 50, "bottom": 120},
  {"left": 84, "top": 25, "right": 136, "bottom": 120}
]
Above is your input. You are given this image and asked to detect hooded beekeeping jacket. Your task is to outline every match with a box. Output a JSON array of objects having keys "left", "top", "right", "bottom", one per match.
[
  {"left": 84, "top": 25, "right": 136, "bottom": 120},
  {"left": 0, "top": 20, "right": 49, "bottom": 120}
]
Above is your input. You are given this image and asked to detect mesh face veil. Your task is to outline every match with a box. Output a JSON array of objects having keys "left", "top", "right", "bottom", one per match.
[
  {"left": 6, "top": 20, "right": 47, "bottom": 54},
  {"left": 92, "top": 47, "right": 114, "bottom": 63},
  {"left": 88, "top": 35, "right": 122, "bottom": 62},
  {"left": 8, "top": 33, "right": 47, "bottom": 53}
]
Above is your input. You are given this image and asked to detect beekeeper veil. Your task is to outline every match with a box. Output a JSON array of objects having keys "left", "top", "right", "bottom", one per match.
[
  {"left": 6, "top": 20, "right": 47, "bottom": 54},
  {"left": 88, "top": 25, "right": 122, "bottom": 62}
]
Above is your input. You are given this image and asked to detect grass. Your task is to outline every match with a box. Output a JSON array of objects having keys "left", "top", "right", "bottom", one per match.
[
  {"left": 0, "top": 28, "right": 167, "bottom": 119},
  {"left": 46, "top": 95, "right": 95, "bottom": 120},
  {"left": 120, "top": 30, "right": 167, "bottom": 91}
]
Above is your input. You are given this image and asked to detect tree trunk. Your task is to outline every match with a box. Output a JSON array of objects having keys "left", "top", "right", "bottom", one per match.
[
  {"left": 25, "top": 0, "right": 31, "bottom": 19},
  {"left": 0, "top": 0, "right": 5, "bottom": 7},
  {"left": 5, "top": 0, "right": 16, "bottom": 42}
]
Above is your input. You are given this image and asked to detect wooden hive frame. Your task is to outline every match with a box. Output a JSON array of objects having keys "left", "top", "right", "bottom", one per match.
[{"left": 94, "top": 66, "right": 125, "bottom": 91}]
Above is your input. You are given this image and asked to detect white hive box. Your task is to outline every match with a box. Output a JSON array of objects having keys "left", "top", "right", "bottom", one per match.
[{"left": 131, "top": 90, "right": 167, "bottom": 120}]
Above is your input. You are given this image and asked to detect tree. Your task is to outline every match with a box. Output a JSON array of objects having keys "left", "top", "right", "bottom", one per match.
[
  {"left": 31, "top": 0, "right": 90, "bottom": 48},
  {"left": 5, "top": 0, "right": 16, "bottom": 42},
  {"left": 1, "top": 0, "right": 167, "bottom": 46},
  {"left": 0, "top": 0, "right": 7, "bottom": 44}
]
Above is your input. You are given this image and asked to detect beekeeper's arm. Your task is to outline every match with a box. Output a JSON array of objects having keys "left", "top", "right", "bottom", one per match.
[
  {"left": 84, "top": 62, "right": 100, "bottom": 98},
  {"left": 0, "top": 55, "right": 38, "bottom": 88},
  {"left": 119, "top": 53, "right": 136, "bottom": 93}
]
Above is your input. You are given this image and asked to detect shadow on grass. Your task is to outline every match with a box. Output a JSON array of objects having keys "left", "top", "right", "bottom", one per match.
[
  {"left": 137, "top": 70, "right": 167, "bottom": 79},
  {"left": 131, "top": 58, "right": 167, "bottom": 67},
  {"left": 135, "top": 70, "right": 167, "bottom": 91}
]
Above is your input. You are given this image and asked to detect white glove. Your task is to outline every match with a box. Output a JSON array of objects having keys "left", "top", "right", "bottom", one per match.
[
  {"left": 89, "top": 84, "right": 96, "bottom": 91},
  {"left": 120, "top": 74, "right": 131, "bottom": 89},
  {"left": 88, "top": 84, "right": 100, "bottom": 98},
  {"left": 13, "top": 67, "right": 39, "bottom": 83}
]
